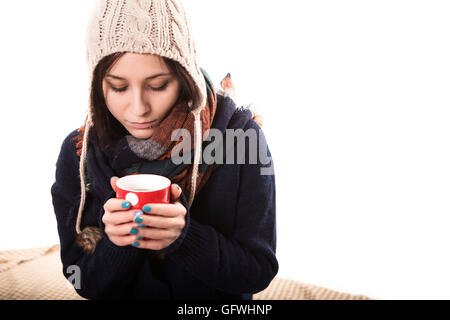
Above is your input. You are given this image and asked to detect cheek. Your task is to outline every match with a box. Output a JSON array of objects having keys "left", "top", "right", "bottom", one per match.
[
  {"left": 104, "top": 92, "right": 125, "bottom": 120},
  {"left": 166, "top": 83, "right": 181, "bottom": 106},
  {"left": 151, "top": 87, "right": 181, "bottom": 112}
]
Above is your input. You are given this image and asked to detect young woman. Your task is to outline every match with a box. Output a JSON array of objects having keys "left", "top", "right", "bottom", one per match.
[{"left": 51, "top": 0, "right": 278, "bottom": 300}]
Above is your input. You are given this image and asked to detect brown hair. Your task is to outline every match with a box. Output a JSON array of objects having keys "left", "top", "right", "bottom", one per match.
[{"left": 90, "top": 52, "right": 202, "bottom": 156}]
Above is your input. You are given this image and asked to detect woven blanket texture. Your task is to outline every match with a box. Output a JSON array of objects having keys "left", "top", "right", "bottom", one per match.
[{"left": 0, "top": 245, "right": 371, "bottom": 300}]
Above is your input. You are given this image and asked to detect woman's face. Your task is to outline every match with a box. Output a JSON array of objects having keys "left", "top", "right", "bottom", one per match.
[{"left": 102, "top": 53, "right": 181, "bottom": 139}]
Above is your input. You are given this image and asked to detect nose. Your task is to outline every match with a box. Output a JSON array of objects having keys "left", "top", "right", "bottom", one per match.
[{"left": 130, "top": 86, "right": 150, "bottom": 116}]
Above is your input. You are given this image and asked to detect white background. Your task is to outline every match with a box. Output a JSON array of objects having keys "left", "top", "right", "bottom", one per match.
[{"left": 0, "top": 0, "right": 449, "bottom": 300}]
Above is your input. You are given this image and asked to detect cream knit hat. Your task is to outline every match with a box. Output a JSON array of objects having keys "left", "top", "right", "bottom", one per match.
[
  {"left": 85, "top": 0, "right": 206, "bottom": 112},
  {"left": 75, "top": 0, "right": 207, "bottom": 243}
]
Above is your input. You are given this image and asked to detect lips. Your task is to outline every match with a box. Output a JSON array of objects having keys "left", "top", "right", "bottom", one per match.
[{"left": 129, "top": 120, "right": 157, "bottom": 129}]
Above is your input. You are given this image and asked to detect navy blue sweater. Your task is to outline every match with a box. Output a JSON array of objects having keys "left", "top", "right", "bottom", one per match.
[{"left": 51, "top": 94, "right": 278, "bottom": 300}]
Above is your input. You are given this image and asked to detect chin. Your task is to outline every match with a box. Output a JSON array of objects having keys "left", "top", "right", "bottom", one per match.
[{"left": 129, "top": 128, "right": 154, "bottom": 140}]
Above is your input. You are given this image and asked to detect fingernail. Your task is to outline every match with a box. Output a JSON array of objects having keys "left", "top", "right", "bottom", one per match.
[
  {"left": 134, "top": 215, "right": 144, "bottom": 224},
  {"left": 130, "top": 228, "right": 139, "bottom": 235},
  {"left": 174, "top": 184, "right": 181, "bottom": 190},
  {"left": 142, "top": 205, "right": 151, "bottom": 213},
  {"left": 122, "top": 201, "right": 131, "bottom": 209},
  {"left": 132, "top": 241, "right": 140, "bottom": 247},
  {"left": 133, "top": 210, "right": 143, "bottom": 217},
  {"left": 138, "top": 224, "right": 146, "bottom": 228},
  {"left": 136, "top": 236, "right": 143, "bottom": 240}
]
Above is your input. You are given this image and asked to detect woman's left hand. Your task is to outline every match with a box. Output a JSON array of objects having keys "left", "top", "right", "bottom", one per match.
[{"left": 132, "top": 184, "right": 187, "bottom": 251}]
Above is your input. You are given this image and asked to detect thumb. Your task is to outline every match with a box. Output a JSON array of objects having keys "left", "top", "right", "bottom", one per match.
[
  {"left": 171, "top": 183, "right": 182, "bottom": 202},
  {"left": 110, "top": 176, "right": 119, "bottom": 193}
]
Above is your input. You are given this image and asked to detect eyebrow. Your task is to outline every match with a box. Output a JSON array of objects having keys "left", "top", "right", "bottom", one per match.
[{"left": 105, "top": 73, "right": 171, "bottom": 80}]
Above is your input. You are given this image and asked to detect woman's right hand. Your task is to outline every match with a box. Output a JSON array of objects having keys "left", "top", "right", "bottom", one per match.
[{"left": 102, "top": 176, "right": 141, "bottom": 247}]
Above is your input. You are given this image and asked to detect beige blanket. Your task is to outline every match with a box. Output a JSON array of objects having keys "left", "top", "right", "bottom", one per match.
[{"left": 0, "top": 245, "right": 371, "bottom": 300}]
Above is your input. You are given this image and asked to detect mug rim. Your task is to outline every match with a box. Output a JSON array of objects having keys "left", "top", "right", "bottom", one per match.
[{"left": 116, "top": 174, "right": 171, "bottom": 192}]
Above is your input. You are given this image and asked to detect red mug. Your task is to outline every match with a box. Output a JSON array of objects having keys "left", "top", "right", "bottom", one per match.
[{"left": 115, "top": 174, "right": 171, "bottom": 210}]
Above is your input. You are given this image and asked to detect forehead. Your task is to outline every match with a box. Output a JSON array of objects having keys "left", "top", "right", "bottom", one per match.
[{"left": 107, "top": 52, "right": 169, "bottom": 78}]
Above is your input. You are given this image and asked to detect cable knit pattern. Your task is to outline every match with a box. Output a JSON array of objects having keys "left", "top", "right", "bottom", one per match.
[{"left": 85, "top": 0, "right": 206, "bottom": 111}]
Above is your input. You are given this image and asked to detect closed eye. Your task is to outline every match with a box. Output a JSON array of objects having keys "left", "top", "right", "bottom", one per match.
[
  {"left": 110, "top": 83, "right": 168, "bottom": 93},
  {"left": 111, "top": 86, "right": 127, "bottom": 93},
  {"left": 151, "top": 83, "right": 168, "bottom": 91}
]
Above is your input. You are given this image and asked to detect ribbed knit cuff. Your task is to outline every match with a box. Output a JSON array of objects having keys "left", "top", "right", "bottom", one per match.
[
  {"left": 90, "top": 228, "right": 144, "bottom": 271},
  {"left": 95, "top": 191, "right": 144, "bottom": 266},
  {"left": 157, "top": 192, "right": 191, "bottom": 255},
  {"left": 91, "top": 241, "right": 140, "bottom": 273},
  {"left": 165, "top": 215, "right": 213, "bottom": 274}
]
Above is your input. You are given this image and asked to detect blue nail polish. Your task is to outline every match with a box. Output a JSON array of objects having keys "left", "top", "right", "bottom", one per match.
[
  {"left": 136, "top": 236, "right": 143, "bottom": 240},
  {"left": 138, "top": 224, "right": 146, "bottom": 228},
  {"left": 133, "top": 210, "right": 143, "bottom": 217},
  {"left": 130, "top": 228, "right": 139, "bottom": 235},
  {"left": 122, "top": 202, "right": 131, "bottom": 209},
  {"left": 142, "top": 205, "right": 151, "bottom": 213},
  {"left": 133, "top": 241, "right": 140, "bottom": 247},
  {"left": 134, "top": 216, "right": 144, "bottom": 223}
]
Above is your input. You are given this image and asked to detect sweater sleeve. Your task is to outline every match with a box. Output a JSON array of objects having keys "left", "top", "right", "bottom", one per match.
[
  {"left": 50, "top": 130, "right": 171, "bottom": 299},
  {"left": 165, "top": 120, "right": 279, "bottom": 294}
]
